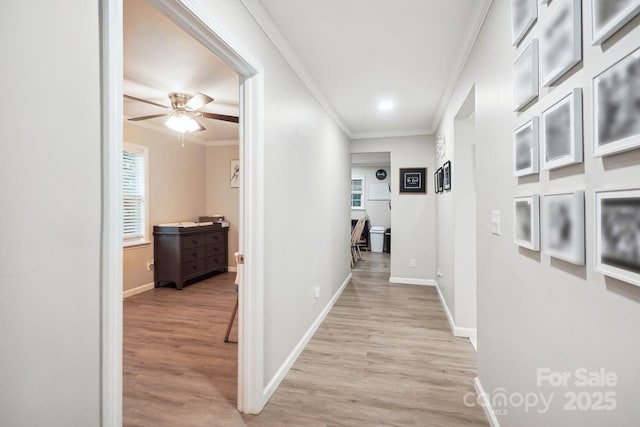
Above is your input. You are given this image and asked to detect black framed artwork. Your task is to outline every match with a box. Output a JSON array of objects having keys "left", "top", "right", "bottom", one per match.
[
  {"left": 399, "top": 167, "right": 427, "bottom": 194},
  {"left": 375, "top": 169, "right": 388, "bottom": 180},
  {"left": 437, "top": 167, "right": 444, "bottom": 193},
  {"left": 434, "top": 171, "right": 440, "bottom": 193},
  {"left": 443, "top": 161, "right": 452, "bottom": 191}
]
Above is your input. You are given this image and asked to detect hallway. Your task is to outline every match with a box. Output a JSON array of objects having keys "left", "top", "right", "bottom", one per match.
[{"left": 124, "top": 253, "right": 485, "bottom": 426}]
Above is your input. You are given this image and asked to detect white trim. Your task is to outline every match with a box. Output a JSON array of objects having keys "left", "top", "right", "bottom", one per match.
[
  {"left": 227, "top": 266, "right": 238, "bottom": 273},
  {"left": 123, "top": 282, "right": 155, "bottom": 298},
  {"left": 429, "top": 0, "right": 493, "bottom": 133},
  {"left": 205, "top": 139, "right": 240, "bottom": 146},
  {"left": 102, "top": 0, "right": 266, "bottom": 418},
  {"left": 475, "top": 377, "right": 501, "bottom": 427},
  {"left": 240, "top": 0, "right": 351, "bottom": 138},
  {"left": 389, "top": 277, "right": 437, "bottom": 286},
  {"left": 262, "top": 273, "right": 352, "bottom": 404},
  {"left": 435, "top": 282, "right": 477, "bottom": 339},
  {"left": 123, "top": 141, "right": 150, "bottom": 245},
  {"left": 100, "top": 0, "right": 124, "bottom": 425},
  {"left": 351, "top": 129, "right": 432, "bottom": 139}
]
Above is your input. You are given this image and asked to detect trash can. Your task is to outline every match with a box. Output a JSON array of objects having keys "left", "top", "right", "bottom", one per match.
[
  {"left": 370, "top": 226, "right": 385, "bottom": 253},
  {"left": 384, "top": 228, "right": 391, "bottom": 254}
]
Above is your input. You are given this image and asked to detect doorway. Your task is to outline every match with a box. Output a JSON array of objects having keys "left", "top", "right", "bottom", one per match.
[
  {"left": 100, "top": 0, "right": 266, "bottom": 423},
  {"left": 453, "top": 87, "right": 478, "bottom": 349}
]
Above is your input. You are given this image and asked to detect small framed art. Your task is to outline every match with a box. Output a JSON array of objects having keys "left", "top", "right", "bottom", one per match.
[
  {"left": 513, "top": 39, "right": 540, "bottom": 111},
  {"left": 542, "top": 88, "right": 583, "bottom": 170},
  {"left": 591, "top": 0, "right": 640, "bottom": 45},
  {"left": 230, "top": 159, "right": 240, "bottom": 188},
  {"left": 399, "top": 168, "right": 427, "bottom": 194},
  {"left": 511, "top": 0, "right": 538, "bottom": 46},
  {"left": 443, "top": 161, "right": 452, "bottom": 191},
  {"left": 514, "top": 194, "right": 540, "bottom": 251},
  {"left": 541, "top": 0, "right": 582, "bottom": 87},
  {"left": 437, "top": 167, "right": 444, "bottom": 193},
  {"left": 593, "top": 48, "right": 640, "bottom": 157},
  {"left": 595, "top": 188, "right": 640, "bottom": 287},
  {"left": 514, "top": 117, "right": 540, "bottom": 176},
  {"left": 541, "top": 191, "right": 585, "bottom": 265},
  {"left": 434, "top": 171, "right": 440, "bottom": 193}
]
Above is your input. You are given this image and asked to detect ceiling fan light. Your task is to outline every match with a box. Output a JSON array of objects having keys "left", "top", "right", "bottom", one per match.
[{"left": 165, "top": 113, "right": 200, "bottom": 133}]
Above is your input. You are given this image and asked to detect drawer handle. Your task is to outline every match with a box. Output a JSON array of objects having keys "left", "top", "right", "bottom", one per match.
[
  {"left": 192, "top": 240, "right": 198, "bottom": 245},
  {"left": 192, "top": 252, "right": 198, "bottom": 258}
]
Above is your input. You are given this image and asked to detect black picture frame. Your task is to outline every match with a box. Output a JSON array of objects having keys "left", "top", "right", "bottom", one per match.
[
  {"left": 443, "top": 161, "right": 452, "bottom": 191},
  {"left": 399, "top": 167, "right": 427, "bottom": 194},
  {"left": 437, "top": 167, "right": 444, "bottom": 193},
  {"left": 434, "top": 171, "right": 440, "bottom": 193}
]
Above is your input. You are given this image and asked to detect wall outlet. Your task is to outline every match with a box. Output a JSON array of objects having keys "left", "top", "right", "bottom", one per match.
[
  {"left": 491, "top": 210, "right": 501, "bottom": 235},
  {"left": 147, "top": 260, "right": 154, "bottom": 271},
  {"left": 313, "top": 286, "right": 320, "bottom": 303},
  {"left": 409, "top": 258, "right": 416, "bottom": 268}
]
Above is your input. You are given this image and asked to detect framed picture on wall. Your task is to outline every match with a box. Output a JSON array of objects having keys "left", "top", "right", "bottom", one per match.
[
  {"left": 591, "top": 0, "right": 640, "bottom": 45},
  {"left": 434, "top": 171, "right": 440, "bottom": 193},
  {"left": 230, "top": 159, "right": 240, "bottom": 188},
  {"left": 593, "top": 48, "right": 640, "bottom": 157},
  {"left": 541, "top": 0, "right": 582, "bottom": 87},
  {"left": 595, "top": 188, "right": 640, "bottom": 287},
  {"left": 541, "top": 191, "right": 585, "bottom": 265},
  {"left": 514, "top": 194, "right": 540, "bottom": 251},
  {"left": 443, "top": 161, "right": 452, "bottom": 191},
  {"left": 437, "top": 167, "right": 444, "bottom": 193},
  {"left": 542, "top": 88, "right": 583, "bottom": 170},
  {"left": 511, "top": 0, "right": 538, "bottom": 46},
  {"left": 514, "top": 117, "right": 540, "bottom": 176},
  {"left": 399, "top": 168, "right": 427, "bottom": 194},
  {"left": 513, "top": 39, "right": 539, "bottom": 111}
]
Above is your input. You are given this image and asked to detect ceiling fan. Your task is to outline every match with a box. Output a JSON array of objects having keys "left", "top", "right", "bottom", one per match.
[{"left": 124, "top": 92, "right": 239, "bottom": 133}]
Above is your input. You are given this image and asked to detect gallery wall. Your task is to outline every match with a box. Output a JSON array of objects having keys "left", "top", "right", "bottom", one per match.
[
  {"left": 435, "top": 0, "right": 640, "bottom": 425},
  {"left": 350, "top": 165, "right": 392, "bottom": 230},
  {"left": 122, "top": 122, "right": 208, "bottom": 292},
  {"left": 351, "top": 136, "right": 436, "bottom": 282},
  {"left": 206, "top": 144, "right": 240, "bottom": 267}
]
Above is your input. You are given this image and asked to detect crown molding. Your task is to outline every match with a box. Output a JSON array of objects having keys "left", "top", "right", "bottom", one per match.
[
  {"left": 240, "top": 0, "right": 353, "bottom": 138},
  {"left": 428, "top": 0, "right": 494, "bottom": 134},
  {"left": 204, "top": 139, "right": 240, "bottom": 146},
  {"left": 351, "top": 129, "right": 432, "bottom": 140},
  {"left": 124, "top": 115, "right": 237, "bottom": 147}
]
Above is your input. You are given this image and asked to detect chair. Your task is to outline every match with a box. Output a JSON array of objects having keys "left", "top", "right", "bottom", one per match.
[
  {"left": 350, "top": 216, "right": 367, "bottom": 267},
  {"left": 224, "top": 252, "right": 241, "bottom": 343}
]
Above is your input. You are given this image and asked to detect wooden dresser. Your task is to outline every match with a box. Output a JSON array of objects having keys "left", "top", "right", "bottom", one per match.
[{"left": 153, "top": 223, "right": 228, "bottom": 290}]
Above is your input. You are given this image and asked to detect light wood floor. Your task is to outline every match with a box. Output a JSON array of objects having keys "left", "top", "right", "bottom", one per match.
[{"left": 124, "top": 253, "right": 487, "bottom": 426}]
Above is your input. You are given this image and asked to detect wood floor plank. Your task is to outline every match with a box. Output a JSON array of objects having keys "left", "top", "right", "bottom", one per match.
[{"left": 123, "top": 253, "right": 487, "bottom": 426}]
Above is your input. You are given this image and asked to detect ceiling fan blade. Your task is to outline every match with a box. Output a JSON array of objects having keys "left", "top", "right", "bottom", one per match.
[
  {"left": 123, "top": 94, "right": 169, "bottom": 109},
  {"left": 200, "top": 112, "right": 240, "bottom": 123},
  {"left": 128, "top": 113, "right": 169, "bottom": 121},
  {"left": 185, "top": 93, "right": 214, "bottom": 111}
]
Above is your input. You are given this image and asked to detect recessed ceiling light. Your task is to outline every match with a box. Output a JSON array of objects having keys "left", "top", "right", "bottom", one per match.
[{"left": 378, "top": 100, "right": 395, "bottom": 112}]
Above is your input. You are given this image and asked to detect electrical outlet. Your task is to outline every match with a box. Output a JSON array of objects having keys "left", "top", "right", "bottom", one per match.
[
  {"left": 409, "top": 259, "right": 416, "bottom": 268},
  {"left": 491, "top": 210, "right": 501, "bottom": 235}
]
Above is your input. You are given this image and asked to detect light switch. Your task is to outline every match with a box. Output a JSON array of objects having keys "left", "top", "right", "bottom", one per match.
[{"left": 491, "top": 210, "right": 501, "bottom": 235}]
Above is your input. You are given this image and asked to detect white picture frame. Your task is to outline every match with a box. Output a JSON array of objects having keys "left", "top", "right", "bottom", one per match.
[
  {"left": 541, "top": 191, "right": 585, "bottom": 265},
  {"left": 593, "top": 48, "right": 640, "bottom": 157},
  {"left": 512, "top": 0, "right": 538, "bottom": 46},
  {"left": 591, "top": 0, "right": 640, "bottom": 45},
  {"left": 595, "top": 188, "right": 640, "bottom": 287},
  {"left": 514, "top": 194, "right": 541, "bottom": 251},
  {"left": 541, "top": 0, "right": 582, "bottom": 87},
  {"left": 513, "top": 39, "right": 540, "bottom": 111},
  {"left": 230, "top": 159, "right": 240, "bottom": 188},
  {"left": 514, "top": 117, "right": 540, "bottom": 176},
  {"left": 542, "top": 88, "right": 583, "bottom": 170}
]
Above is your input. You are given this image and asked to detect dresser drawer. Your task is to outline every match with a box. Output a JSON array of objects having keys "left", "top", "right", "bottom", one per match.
[
  {"left": 182, "top": 259, "right": 205, "bottom": 277},
  {"left": 182, "top": 235, "right": 205, "bottom": 249},
  {"left": 205, "top": 232, "right": 224, "bottom": 245},
  {"left": 206, "top": 242, "right": 226, "bottom": 256},
  {"left": 206, "top": 254, "right": 226, "bottom": 270},
  {"left": 182, "top": 246, "right": 205, "bottom": 262}
]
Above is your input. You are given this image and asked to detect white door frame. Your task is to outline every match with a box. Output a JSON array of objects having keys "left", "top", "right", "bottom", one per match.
[{"left": 100, "top": 0, "right": 265, "bottom": 424}]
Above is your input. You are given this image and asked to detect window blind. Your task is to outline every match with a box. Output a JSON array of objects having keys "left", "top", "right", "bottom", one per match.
[{"left": 123, "top": 147, "right": 146, "bottom": 241}]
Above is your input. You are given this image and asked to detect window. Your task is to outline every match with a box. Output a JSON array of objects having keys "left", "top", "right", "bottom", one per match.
[
  {"left": 351, "top": 176, "right": 364, "bottom": 209},
  {"left": 123, "top": 143, "right": 148, "bottom": 246}
]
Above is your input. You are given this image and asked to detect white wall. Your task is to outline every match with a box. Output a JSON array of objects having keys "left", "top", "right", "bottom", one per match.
[
  {"left": 351, "top": 136, "right": 436, "bottom": 282},
  {"left": 0, "top": 0, "right": 351, "bottom": 423},
  {"left": 0, "top": 1, "right": 102, "bottom": 426},
  {"left": 435, "top": 0, "right": 640, "bottom": 425},
  {"left": 351, "top": 165, "right": 391, "bottom": 230}
]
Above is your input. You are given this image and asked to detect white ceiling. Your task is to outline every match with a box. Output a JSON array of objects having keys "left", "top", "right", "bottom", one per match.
[
  {"left": 124, "top": 0, "right": 239, "bottom": 142},
  {"left": 246, "top": 0, "right": 492, "bottom": 138}
]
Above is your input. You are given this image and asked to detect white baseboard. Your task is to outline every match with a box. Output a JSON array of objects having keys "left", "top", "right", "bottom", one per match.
[
  {"left": 435, "top": 282, "right": 477, "bottom": 344},
  {"left": 227, "top": 266, "right": 238, "bottom": 272},
  {"left": 262, "top": 272, "right": 352, "bottom": 403},
  {"left": 389, "top": 277, "right": 437, "bottom": 286},
  {"left": 475, "top": 377, "right": 501, "bottom": 427},
  {"left": 123, "top": 282, "right": 154, "bottom": 298}
]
